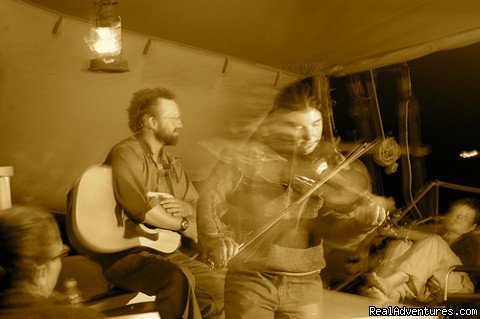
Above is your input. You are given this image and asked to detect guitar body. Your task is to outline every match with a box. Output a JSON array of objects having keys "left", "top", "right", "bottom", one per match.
[{"left": 70, "top": 165, "right": 181, "bottom": 254}]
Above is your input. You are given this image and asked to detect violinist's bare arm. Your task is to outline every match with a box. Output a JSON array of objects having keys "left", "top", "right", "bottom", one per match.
[
  {"left": 197, "top": 159, "right": 243, "bottom": 264},
  {"left": 314, "top": 195, "right": 392, "bottom": 250},
  {"left": 331, "top": 194, "right": 392, "bottom": 233}
]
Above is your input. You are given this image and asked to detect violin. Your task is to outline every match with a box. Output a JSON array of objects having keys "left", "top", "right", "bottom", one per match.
[
  {"left": 305, "top": 158, "right": 372, "bottom": 213},
  {"left": 218, "top": 141, "right": 381, "bottom": 269},
  {"left": 233, "top": 139, "right": 373, "bottom": 214}
]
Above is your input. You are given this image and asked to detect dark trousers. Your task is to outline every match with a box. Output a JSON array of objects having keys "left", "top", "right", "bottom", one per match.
[{"left": 103, "top": 250, "right": 225, "bottom": 319}]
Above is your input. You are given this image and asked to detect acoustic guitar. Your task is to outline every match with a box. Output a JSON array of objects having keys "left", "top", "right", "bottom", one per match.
[{"left": 69, "top": 165, "right": 181, "bottom": 254}]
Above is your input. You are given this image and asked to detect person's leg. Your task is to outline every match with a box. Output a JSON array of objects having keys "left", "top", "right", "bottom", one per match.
[
  {"left": 364, "top": 240, "right": 412, "bottom": 296},
  {"left": 396, "top": 234, "right": 462, "bottom": 296},
  {"left": 166, "top": 251, "right": 226, "bottom": 319},
  {"left": 276, "top": 275, "right": 324, "bottom": 319},
  {"left": 224, "top": 270, "right": 278, "bottom": 319},
  {"left": 369, "top": 235, "right": 465, "bottom": 297},
  {"left": 374, "top": 239, "right": 413, "bottom": 278},
  {"left": 365, "top": 271, "right": 409, "bottom": 296},
  {"left": 103, "top": 251, "right": 199, "bottom": 319},
  {"left": 430, "top": 266, "right": 474, "bottom": 294}
]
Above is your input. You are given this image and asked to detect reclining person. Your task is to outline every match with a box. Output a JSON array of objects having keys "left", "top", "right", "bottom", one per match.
[{"left": 364, "top": 197, "right": 480, "bottom": 303}]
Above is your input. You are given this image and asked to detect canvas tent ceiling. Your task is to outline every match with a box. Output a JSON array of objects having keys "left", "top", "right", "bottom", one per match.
[
  {"left": 23, "top": 0, "right": 480, "bottom": 76},
  {"left": 3, "top": 0, "right": 480, "bottom": 212}
]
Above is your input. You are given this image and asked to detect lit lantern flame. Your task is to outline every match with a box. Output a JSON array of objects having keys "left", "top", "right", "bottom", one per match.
[
  {"left": 87, "top": 26, "right": 122, "bottom": 63},
  {"left": 86, "top": 1, "right": 128, "bottom": 72},
  {"left": 459, "top": 150, "right": 478, "bottom": 158},
  {"left": 92, "top": 27, "right": 121, "bottom": 55}
]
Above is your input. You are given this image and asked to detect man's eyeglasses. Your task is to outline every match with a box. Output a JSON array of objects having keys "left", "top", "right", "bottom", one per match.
[{"left": 155, "top": 116, "right": 181, "bottom": 123}]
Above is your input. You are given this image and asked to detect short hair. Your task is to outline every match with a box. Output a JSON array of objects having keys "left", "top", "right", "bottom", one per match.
[
  {"left": 127, "top": 87, "right": 176, "bottom": 133},
  {"left": 0, "top": 206, "right": 61, "bottom": 293},
  {"left": 450, "top": 197, "right": 480, "bottom": 224},
  {"left": 272, "top": 78, "right": 322, "bottom": 113}
]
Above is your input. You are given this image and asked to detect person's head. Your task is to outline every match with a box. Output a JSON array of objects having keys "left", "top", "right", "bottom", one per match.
[
  {"left": 0, "top": 206, "right": 67, "bottom": 298},
  {"left": 443, "top": 198, "right": 480, "bottom": 236},
  {"left": 259, "top": 79, "right": 323, "bottom": 155},
  {"left": 127, "top": 87, "right": 183, "bottom": 145}
]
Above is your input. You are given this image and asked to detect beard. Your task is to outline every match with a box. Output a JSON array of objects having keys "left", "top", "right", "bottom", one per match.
[{"left": 155, "top": 127, "right": 180, "bottom": 145}]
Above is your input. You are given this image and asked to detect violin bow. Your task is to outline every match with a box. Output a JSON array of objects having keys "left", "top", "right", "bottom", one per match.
[{"left": 229, "top": 139, "right": 380, "bottom": 265}]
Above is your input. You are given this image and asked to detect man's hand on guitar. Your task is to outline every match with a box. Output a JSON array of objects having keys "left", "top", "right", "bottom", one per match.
[{"left": 160, "top": 198, "right": 194, "bottom": 217}]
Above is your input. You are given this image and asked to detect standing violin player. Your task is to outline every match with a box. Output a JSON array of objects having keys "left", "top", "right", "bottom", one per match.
[{"left": 197, "top": 79, "right": 392, "bottom": 319}]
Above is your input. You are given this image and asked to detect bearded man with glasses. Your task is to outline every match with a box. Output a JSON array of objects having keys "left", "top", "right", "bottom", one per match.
[{"left": 99, "top": 87, "right": 224, "bottom": 319}]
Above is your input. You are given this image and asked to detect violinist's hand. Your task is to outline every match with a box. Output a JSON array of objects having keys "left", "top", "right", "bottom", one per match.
[
  {"left": 204, "top": 237, "right": 240, "bottom": 267},
  {"left": 370, "top": 195, "right": 396, "bottom": 212},
  {"left": 357, "top": 202, "right": 387, "bottom": 231},
  {"left": 371, "top": 204, "right": 388, "bottom": 227},
  {"left": 377, "top": 226, "right": 399, "bottom": 238}
]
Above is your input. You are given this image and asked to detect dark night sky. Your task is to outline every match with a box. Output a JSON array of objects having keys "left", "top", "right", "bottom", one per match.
[
  {"left": 409, "top": 43, "right": 480, "bottom": 187},
  {"left": 330, "top": 42, "right": 480, "bottom": 208}
]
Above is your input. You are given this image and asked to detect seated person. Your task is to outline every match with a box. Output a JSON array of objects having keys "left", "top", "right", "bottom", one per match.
[
  {"left": 363, "top": 198, "right": 480, "bottom": 303},
  {"left": 98, "top": 87, "right": 223, "bottom": 319},
  {"left": 0, "top": 206, "right": 104, "bottom": 319}
]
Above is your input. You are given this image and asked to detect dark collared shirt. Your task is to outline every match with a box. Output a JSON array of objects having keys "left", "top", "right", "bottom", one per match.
[
  {"left": 451, "top": 231, "right": 480, "bottom": 287},
  {"left": 105, "top": 135, "right": 198, "bottom": 226},
  {"left": 97, "top": 135, "right": 198, "bottom": 268}
]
